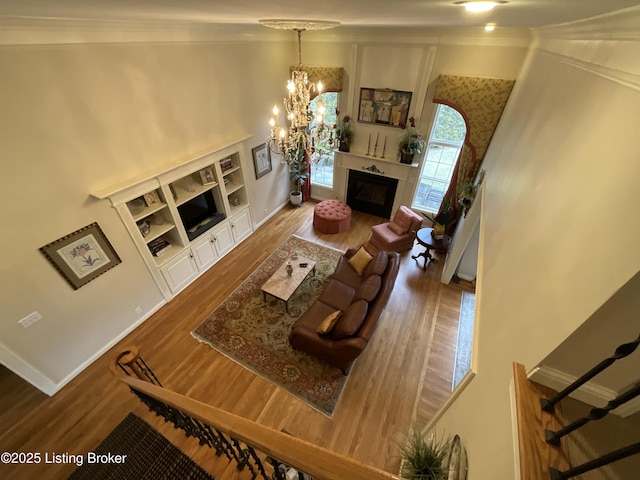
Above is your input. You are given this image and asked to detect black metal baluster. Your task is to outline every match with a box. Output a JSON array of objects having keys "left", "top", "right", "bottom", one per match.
[
  {"left": 134, "top": 357, "right": 162, "bottom": 386},
  {"left": 246, "top": 444, "right": 270, "bottom": 480},
  {"left": 546, "top": 381, "right": 640, "bottom": 446},
  {"left": 550, "top": 441, "right": 640, "bottom": 480},
  {"left": 541, "top": 333, "right": 640, "bottom": 413}
]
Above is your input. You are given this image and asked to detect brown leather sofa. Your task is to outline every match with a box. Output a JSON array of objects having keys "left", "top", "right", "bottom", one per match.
[{"left": 288, "top": 248, "right": 400, "bottom": 373}]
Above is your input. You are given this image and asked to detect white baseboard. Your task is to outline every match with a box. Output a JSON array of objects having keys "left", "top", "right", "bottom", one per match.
[
  {"left": 0, "top": 300, "right": 166, "bottom": 396},
  {"left": 0, "top": 341, "right": 58, "bottom": 394},
  {"left": 253, "top": 201, "right": 289, "bottom": 230},
  {"left": 528, "top": 366, "right": 640, "bottom": 418},
  {"left": 48, "top": 299, "right": 166, "bottom": 395}
]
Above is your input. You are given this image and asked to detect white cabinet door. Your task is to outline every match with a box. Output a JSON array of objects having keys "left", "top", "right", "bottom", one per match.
[
  {"left": 161, "top": 250, "right": 198, "bottom": 293},
  {"left": 230, "top": 210, "right": 252, "bottom": 243},
  {"left": 192, "top": 234, "right": 218, "bottom": 271},
  {"left": 211, "top": 222, "right": 233, "bottom": 256}
]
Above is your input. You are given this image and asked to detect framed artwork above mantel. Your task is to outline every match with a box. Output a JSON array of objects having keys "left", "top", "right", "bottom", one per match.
[{"left": 358, "top": 88, "right": 412, "bottom": 128}]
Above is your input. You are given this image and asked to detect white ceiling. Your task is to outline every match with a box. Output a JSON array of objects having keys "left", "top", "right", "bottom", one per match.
[{"left": 0, "top": 0, "right": 639, "bottom": 30}]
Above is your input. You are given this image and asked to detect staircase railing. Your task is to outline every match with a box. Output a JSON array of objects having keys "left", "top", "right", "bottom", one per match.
[
  {"left": 111, "top": 345, "right": 400, "bottom": 480},
  {"left": 513, "top": 332, "right": 640, "bottom": 480}
]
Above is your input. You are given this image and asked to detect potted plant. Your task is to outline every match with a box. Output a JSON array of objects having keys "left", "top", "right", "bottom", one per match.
[
  {"left": 286, "top": 140, "right": 309, "bottom": 206},
  {"left": 335, "top": 110, "right": 354, "bottom": 152},
  {"left": 422, "top": 197, "right": 455, "bottom": 239},
  {"left": 397, "top": 428, "right": 452, "bottom": 480},
  {"left": 398, "top": 116, "right": 426, "bottom": 164}
]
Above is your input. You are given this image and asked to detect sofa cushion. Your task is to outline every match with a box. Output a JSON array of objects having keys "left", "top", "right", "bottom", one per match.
[
  {"left": 331, "top": 300, "right": 369, "bottom": 339},
  {"left": 319, "top": 279, "right": 356, "bottom": 311},
  {"left": 347, "top": 246, "right": 373, "bottom": 276},
  {"left": 354, "top": 275, "right": 381, "bottom": 302},
  {"left": 316, "top": 309, "right": 342, "bottom": 335},
  {"left": 364, "top": 251, "right": 389, "bottom": 278},
  {"left": 332, "top": 257, "right": 363, "bottom": 289},
  {"left": 293, "top": 301, "right": 338, "bottom": 331},
  {"left": 387, "top": 221, "right": 407, "bottom": 236}
]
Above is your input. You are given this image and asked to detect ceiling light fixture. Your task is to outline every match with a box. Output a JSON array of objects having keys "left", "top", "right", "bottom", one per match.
[
  {"left": 261, "top": 20, "right": 340, "bottom": 169},
  {"left": 454, "top": 1, "right": 508, "bottom": 13},
  {"left": 484, "top": 23, "right": 496, "bottom": 31}
]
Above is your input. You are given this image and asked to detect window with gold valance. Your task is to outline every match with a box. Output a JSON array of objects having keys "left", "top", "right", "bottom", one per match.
[
  {"left": 289, "top": 66, "right": 345, "bottom": 95},
  {"left": 432, "top": 74, "right": 515, "bottom": 218}
]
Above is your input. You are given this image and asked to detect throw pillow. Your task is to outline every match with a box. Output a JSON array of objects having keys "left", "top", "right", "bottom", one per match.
[
  {"left": 388, "top": 221, "right": 408, "bottom": 236},
  {"left": 332, "top": 300, "right": 369, "bottom": 339},
  {"left": 355, "top": 275, "right": 382, "bottom": 302},
  {"left": 347, "top": 246, "right": 374, "bottom": 276},
  {"left": 316, "top": 310, "right": 342, "bottom": 335}
]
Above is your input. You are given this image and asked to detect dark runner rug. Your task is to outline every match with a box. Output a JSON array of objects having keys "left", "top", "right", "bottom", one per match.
[
  {"left": 191, "top": 234, "right": 347, "bottom": 417},
  {"left": 68, "top": 413, "right": 213, "bottom": 480}
]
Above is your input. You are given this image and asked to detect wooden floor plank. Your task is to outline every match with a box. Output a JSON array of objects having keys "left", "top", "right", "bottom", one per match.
[{"left": 0, "top": 202, "right": 473, "bottom": 479}]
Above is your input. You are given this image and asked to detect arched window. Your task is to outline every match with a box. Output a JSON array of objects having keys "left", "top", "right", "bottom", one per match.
[
  {"left": 309, "top": 92, "right": 339, "bottom": 188},
  {"left": 412, "top": 104, "right": 466, "bottom": 213}
]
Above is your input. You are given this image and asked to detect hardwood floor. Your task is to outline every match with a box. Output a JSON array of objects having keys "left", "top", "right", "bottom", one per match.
[{"left": 0, "top": 202, "right": 474, "bottom": 479}]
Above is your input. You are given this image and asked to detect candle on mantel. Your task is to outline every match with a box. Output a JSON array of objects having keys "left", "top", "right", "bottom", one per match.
[
  {"left": 382, "top": 136, "right": 386, "bottom": 151},
  {"left": 367, "top": 133, "right": 371, "bottom": 150}
]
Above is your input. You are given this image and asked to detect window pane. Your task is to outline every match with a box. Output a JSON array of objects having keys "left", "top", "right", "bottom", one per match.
[
  {"left": 309, "top": 92, "right": 338, "bottom": 188},
  {"left": 412, "top": 104, "right": 466, "bottom": 213},
  {"left": 432, "top": 105, "right": 466, "bottom": 143},
  {"left": 310, "top": 153, "right": 334, "bottom": 188}
]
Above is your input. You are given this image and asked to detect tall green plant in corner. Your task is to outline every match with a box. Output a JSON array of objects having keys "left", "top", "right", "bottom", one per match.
[{"left": 286, "top": 134, "right": 309, "bottom": 205}]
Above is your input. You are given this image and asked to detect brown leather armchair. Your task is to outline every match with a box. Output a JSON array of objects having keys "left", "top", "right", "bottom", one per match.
[{"left": 369, "top": 206, "right": 423, "bottom": 253}]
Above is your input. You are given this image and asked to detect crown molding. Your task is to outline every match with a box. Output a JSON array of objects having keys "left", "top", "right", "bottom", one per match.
[
  {"left": 534, "top": 5, "right": 640, "bottom": 41},
  {"left": 0, "top": 16, "right": 533, "bottom": 47}
]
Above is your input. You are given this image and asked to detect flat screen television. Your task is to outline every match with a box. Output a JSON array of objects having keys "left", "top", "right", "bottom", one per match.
[{"left": 177, "top": 190, "right": 225, "bottom": 240}]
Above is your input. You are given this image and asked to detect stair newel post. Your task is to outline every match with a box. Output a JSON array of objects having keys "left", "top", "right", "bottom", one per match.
[{"left": 111, "top": 345, "right": 163, "bottom": 386}]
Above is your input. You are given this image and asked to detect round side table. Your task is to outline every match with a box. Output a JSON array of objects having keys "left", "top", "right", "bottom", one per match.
[{"left": 412, "top": 227, "right": 451, "bottom": 271}]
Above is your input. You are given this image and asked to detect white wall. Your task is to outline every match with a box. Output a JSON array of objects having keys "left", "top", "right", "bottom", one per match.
[
  {"left": 430, "top": 9, "right": 640, "bottom": 479},
  {"left": 0, "top": 30, "right": 293, "bottom": 391}
]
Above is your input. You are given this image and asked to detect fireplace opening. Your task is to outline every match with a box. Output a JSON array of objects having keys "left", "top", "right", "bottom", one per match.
[{"left": 346, "top": 170, "right": 398, "bottom": 218}]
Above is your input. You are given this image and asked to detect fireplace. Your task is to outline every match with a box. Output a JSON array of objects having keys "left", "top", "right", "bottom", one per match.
[{"left": 346, "top": 170, "right": 398, "bottom": 218}]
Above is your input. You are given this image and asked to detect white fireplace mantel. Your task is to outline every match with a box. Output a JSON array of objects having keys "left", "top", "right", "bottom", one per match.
[{"left": 335, "top": 151, "right": 420, "bottom": 218}]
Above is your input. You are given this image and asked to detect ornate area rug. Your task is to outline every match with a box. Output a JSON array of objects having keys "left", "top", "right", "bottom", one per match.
[
  {"left": 192, "top": 235, "right": 347, "bottom": 416},
  {"left": 68, "top": 413, "right": 214, "bottom": 480}
]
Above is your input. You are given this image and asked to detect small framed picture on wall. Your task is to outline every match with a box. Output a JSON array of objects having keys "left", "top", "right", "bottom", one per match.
[{"left": 252, "top": 143, "right": 272, "bottom": 180}]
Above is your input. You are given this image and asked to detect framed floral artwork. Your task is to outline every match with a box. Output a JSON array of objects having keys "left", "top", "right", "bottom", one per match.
[
  {"left": 39, "top": 222, "right": 122, "bottom": 290},
  {"left": 252, "top": 143, "right": 272, "bottom": 179}
]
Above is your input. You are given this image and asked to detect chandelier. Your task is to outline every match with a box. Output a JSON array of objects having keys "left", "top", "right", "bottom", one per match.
[{"left": 261, "top": 20, "right": 339, "bottom": 166}]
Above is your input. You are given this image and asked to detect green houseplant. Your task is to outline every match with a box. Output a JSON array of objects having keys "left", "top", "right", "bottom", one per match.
[
  {"left": 286, "top": 137, "right": 309, "bottom": 206},
  {"left": 335, "top": 110, "right": 354, "bottom": 152},
  {"left": 422, "top": 197, "right": 455, "bottom": 238},
  {"left": 398, "top": 116, "right": 426, "bottom": 164},
  {"left": 397, "top": 429, "right": 451, "bottom": 480}
]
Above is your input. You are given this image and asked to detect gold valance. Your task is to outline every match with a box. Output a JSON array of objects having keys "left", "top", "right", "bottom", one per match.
[
  {"left": 433, "top": 75, "right": 515, "bottom": 162},
  {"left": 289, "top": 66, "right": 344, "bottom": 93},
  {"left": 433, "top": 74, "right": 515, "bottom": 217}
]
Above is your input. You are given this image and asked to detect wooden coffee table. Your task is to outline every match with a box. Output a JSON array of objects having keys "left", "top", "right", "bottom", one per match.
[{"left": 261, "top": 256, "right": 316, "bottom": 313}]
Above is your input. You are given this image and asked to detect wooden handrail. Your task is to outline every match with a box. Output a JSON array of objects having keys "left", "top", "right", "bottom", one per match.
[{"left": 116, "top": 375, "right": 400, "bottom": 480}]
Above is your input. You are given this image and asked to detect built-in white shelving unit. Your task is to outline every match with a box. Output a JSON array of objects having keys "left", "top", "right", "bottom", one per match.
[{"left": 93, "top": 137, "right": 254, "bottom": 300}]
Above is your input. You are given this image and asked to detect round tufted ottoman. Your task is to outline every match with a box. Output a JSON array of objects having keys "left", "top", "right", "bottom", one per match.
[{"left": 313, "top": 200, "right": 352, "bottom": 234}]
